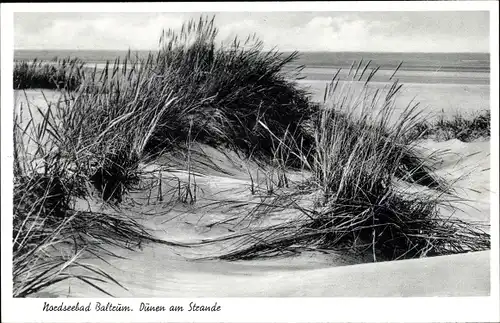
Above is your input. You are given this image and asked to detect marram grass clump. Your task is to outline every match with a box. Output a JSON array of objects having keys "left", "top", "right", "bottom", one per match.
[
  {"left": 147, "top": 16, "right": 316, "bottom": 160},
  {"left": 184, "top": 62, "right": 490, "bottom": 261},
  {"left": 52, "top": 16, "right": 315, "bottom": 167},
  {"left": 12, "top": 170, "right": 155, "bottom": 297},
  {"left": 12, "top": 94, "right": 165, "bottom": 298},
  {"left": 89, "top": 147, "right": 141, "bottom": 204},
  {"left": 46, "top": 60, "right": 177, "bottom": 205},
  {"left": 14, "top": 58, "right": 84, "bottom": 91},
  {"left": 412, "top": 109, "right": 490, "bottom": 142}
]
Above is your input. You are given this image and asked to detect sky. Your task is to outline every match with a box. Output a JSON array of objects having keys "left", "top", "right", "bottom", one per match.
[{"left": 14, "top": 11, "right": 490, "bottom": 53}]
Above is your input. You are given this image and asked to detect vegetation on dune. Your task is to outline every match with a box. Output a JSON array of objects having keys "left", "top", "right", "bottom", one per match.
[
  {"left": 12, "top": 93, "right": 169, "bottom": 298},
  {"left": 149, "top": 17, "right": 315, "bottom": 160},
  {"left": 412, "top": 109, "right": 490, "bottom": 142},
  {"left": 54, "top": 58, "right": 177, "bottom": 204},
  {"left": 187, "top": 65, "right": 490, "bottom": 261},
  {"left": 51, "top": 17, "right": 442, "bottom": 192},
  {"left": 14, "top": 58, "right": 84, "bottom": 91},
  {"left": 39, "top": 16, "right": 316, "bottom": 203},
  {"left": 14, "top": 17, "right": 314, "bottom": 163},
  {"left": 12, "top": 15, "right": 491, "bottom": 297}
]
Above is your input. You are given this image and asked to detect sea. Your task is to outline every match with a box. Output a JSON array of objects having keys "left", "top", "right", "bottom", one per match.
[{"left": 14, "top": 50, "right": 490, "bottom": 117}]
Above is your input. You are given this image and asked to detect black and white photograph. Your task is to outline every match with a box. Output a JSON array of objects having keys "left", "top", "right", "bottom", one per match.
[{"left": 1, "top": 2, "right": 499, "bottom": 322}]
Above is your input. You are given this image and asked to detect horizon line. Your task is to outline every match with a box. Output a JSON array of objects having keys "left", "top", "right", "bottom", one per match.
[{"left": 14, "top": 48, "right": 491, "bottom": 55}]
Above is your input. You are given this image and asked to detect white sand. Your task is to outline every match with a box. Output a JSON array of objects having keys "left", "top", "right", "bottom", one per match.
[{"left": 38, "top": 248, "right": 490, "bottom": 298}]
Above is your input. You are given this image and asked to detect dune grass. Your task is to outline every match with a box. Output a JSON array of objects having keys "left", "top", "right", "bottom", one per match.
[
  {"left": 53, "top": 56, "right": 177, "bottom": 204},
  {"left": 12, "top": 15, "right": 491, "bottom": 296},
  {"left": 35, "top": 16, "right": 316, "bottom": 203},
  {"left": 53, "top": 17, "right": 442, "bottom": 187},
  {"left": 145, "top": 16, "right": 315, "bottom": 160},
  {"left": 12, "top": 90, "right": 170, "bottom": 297},
  {"left": 14, "top": 58, "right": 84, "bottom": 91},
  {"left": 186, "top": 64, "right": 490, "bottom": 261},
  {"left": 413, "top": 109, "right": 490, "bottom": 142}
]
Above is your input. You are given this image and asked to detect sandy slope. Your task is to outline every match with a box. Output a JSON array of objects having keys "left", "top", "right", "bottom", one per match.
[
  {"left": 38, "top": 248, "right": 490, "bottom": 297},
  {"left": 14, "top": 90, "right": 491, "bottom": 297},
  {"left": 415, "top": 138, "right": 491, "bottom": 226}
]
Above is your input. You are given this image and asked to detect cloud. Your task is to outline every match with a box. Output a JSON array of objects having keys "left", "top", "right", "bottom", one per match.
[
  {"left": 15, "top": 13, "right": 188, "bottom": 50},
  {"left": 14, "top": 12, "right": 490, "bottom": 52}
]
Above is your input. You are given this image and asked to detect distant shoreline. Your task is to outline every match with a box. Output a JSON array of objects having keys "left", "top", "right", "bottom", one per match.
[{"left": 14, "top": 49, "right": 490, "bottom": 73}]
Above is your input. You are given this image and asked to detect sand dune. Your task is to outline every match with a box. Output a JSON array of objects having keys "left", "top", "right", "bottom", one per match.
[{"left": 15, "top": 90, "right": 491, "bottom": 298}]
